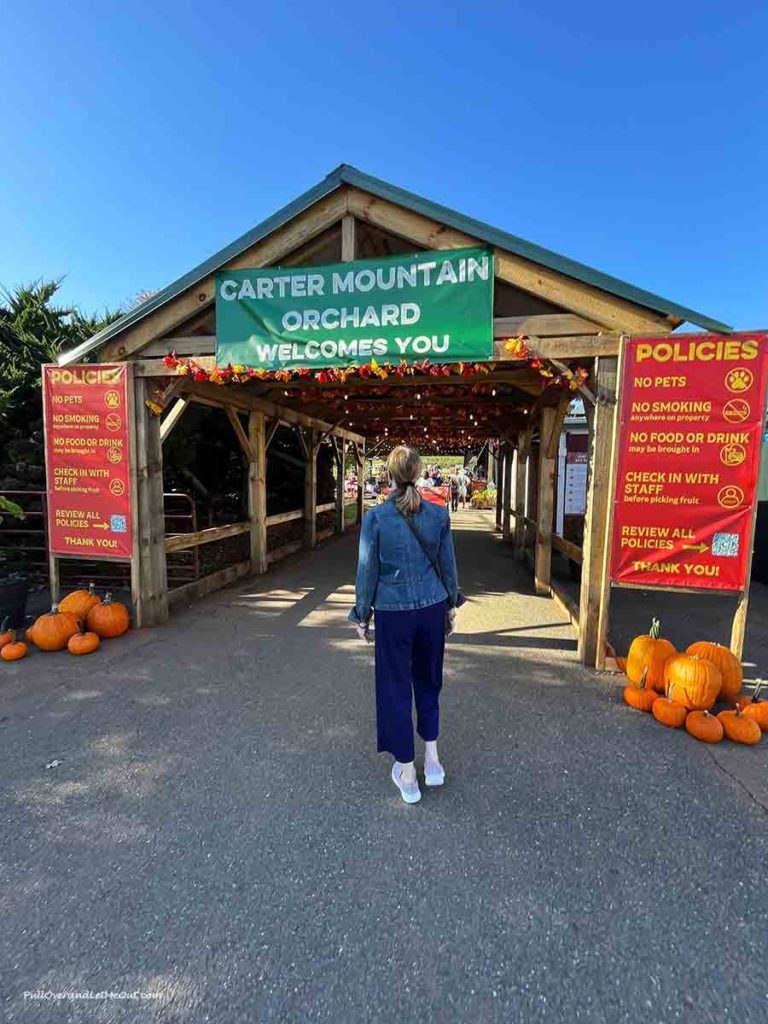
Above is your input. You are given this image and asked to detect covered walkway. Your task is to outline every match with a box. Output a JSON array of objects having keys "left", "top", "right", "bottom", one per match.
[{"left": 3, "top": 510, "right": 768, "bottom": 1022}]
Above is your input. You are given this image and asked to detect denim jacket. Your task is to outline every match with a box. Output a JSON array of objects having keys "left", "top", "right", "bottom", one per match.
[{"left": 349, "top": 496, "right": 459, "bottom": 624}]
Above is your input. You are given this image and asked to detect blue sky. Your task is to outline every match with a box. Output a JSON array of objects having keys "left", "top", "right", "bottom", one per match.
[{"left": 2, "top": 1, "right": 766, "bottom": 329}]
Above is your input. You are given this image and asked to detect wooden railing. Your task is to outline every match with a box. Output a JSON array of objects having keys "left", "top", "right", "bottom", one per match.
[{"left": 552, "top": 534, "right": 583, "bottom": 565}]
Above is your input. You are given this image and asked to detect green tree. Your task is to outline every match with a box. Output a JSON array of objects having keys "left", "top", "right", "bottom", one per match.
[{"left": 0, "top": 280, "right": 123, "bottom": 488}]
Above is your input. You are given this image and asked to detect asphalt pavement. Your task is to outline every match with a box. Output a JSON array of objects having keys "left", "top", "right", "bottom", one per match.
[{"left": 1, "top": 510, "right": 767, "bottom": 1023}]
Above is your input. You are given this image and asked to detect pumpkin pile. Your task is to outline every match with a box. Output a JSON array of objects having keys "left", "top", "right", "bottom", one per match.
[
  {"left": 1, "top": 584, "right": 130, "bottom": 663},
  {"left": 621, "top": 618, "right": 765, "bottom": 747}
]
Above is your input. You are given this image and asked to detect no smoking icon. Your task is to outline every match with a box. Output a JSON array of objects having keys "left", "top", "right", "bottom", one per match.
[{"left": 105, "top": 413, "right": 122, "bottom": 431}]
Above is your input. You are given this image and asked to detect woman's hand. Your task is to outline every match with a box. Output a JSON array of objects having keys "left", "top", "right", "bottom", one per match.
[
  {"left": 446, "top": 608, "right": 457, "bottom": 636},
  {"left": 355, "top": 622, "right": 373, "bottom": 644}
]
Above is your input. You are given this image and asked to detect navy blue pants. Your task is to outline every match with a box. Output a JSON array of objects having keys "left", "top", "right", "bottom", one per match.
[{"left": 374, "top": 600, "right": 447, "bottom": 763}]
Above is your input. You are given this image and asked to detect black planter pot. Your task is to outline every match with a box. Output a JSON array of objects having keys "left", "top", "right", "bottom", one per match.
[{"left": 0, "top": 578, "right": 29, "bottom": 629}]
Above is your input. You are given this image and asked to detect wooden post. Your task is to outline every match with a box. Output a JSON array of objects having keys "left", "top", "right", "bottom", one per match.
[
  {"left": 514, "top": 429, "right": 531, "bottom": 559},
  {"left": 333, "top": 437, "right": 346, "bottom": 535},
  {"left": 304, "top": 429, "right": 318, "bottom": 549},
  {"left": 578, "top": 356, "right": 619, "bottom": 666},
  {"left": 356, "top": 442, "right": 365, "bottom": 524},
  {"left": 134, "top": 377, "right": 169, "bottom": 626},
  {"left": 535, "top": 407, "right": 558, "bottom": 594},
  {"left": 341, "top": 214, "right": 356, "bottom": 262},
  {"left": 48, "top": 553, "right": 60, "bottom": 604},
  {"left": 495, "top": 444, "right": 504, "bottom": 530},
  {"left": 534, "top": 411, "right": 555, "bottom": 593},
  {"left": 248, "top": 410, "right": 267, "bottom": 573},
  {"left": 730, "top": 445, "right": 765, "bottom": 657},
  {"left": 502, "top": 443, "right": 513, "bottom": 541}
]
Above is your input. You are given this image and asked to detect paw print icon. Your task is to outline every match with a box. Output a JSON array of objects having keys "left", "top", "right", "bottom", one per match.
[{"left": 724, "top": 368, "right": 754, "bottom": 394}]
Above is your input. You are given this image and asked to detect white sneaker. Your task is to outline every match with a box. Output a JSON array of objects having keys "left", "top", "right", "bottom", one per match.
[
  {"left": 424, "top": 759, "right": 445, "bottom": 787},
  {"left": 391, "top": 763, "right": 421, "bottom": 804}
]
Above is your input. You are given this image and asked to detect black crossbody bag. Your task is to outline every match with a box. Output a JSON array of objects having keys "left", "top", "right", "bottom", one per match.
[{"left": 397, "top": 508, "right": 467, "bottom": 610}]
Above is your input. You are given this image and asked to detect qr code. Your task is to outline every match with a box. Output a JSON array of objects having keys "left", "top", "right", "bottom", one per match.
[
  {"left": 110, "top": 514, "right": 127, "bottom": 533},
  {"left": 712, "top": 532, "right": 739, "bottom": 557}
]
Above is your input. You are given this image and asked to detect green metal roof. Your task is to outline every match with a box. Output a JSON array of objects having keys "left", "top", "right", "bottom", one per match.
[{"left": 61, "top": 163, "right": 730, "bottom": 363}]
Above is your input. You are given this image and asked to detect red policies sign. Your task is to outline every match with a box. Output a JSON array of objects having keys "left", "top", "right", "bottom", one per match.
[
  {"left": 610, "top": 333, "right": 768, "bottom": 591},
  {"left": 43, "top": 364, "right": 134, "bottom": 559}
]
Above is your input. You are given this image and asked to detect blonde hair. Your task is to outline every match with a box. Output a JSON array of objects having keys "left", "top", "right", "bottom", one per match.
[{"left": 387, "top": 446, "right": 422, "bottom": 516}]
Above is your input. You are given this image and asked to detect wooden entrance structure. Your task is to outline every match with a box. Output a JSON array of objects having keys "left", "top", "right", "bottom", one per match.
[{"left": 60, "top": 165, "right": 728, "bottom": 666}]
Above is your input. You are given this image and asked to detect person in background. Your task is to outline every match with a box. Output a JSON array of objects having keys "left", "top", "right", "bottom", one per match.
[
  {"left": 350, "top": 446, "right": 461, "bottom": 804},
  {"left": 417, "top": 469, "right": 434, "bottom": 488},
  {"left": 432, "top": 467, "right": 444, "bottom": 486},
  {"left": 449, "top": 470, "right": 460, "bottom": 512},
  {"left": 457, "top": 467, "right": 469, "bottom": 508}
]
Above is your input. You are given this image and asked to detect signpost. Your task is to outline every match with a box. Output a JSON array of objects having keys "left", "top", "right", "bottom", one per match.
[
  {"left": 215, "top": 246, "right": 494, "bottom": 370},
  {"left": 42, "top": 363, "right": 136, "bottom": 598},
  {"left": 606, "top": 332, "right": 768, "bottom": 657}
]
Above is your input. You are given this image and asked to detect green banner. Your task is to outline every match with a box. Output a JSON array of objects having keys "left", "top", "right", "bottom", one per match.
[{"left": 215, "top": 246, "right": 494, "bottom": 370}]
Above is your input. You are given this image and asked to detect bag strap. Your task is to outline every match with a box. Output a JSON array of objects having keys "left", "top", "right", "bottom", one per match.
[{"left": 396, "top": 506, "right": 451, "bottom": 604}]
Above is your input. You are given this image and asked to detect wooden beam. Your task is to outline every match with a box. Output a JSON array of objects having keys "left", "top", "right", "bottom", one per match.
[
  {"left": 266, "top": 539, "right": 303, "bottom": 565},
  {"left": 535, "top": 406, "right": 558, "bottom": 595},
  {"left": 341, "top": 214, "right": 356, "bottom": 261},
  {"left": 249, "top": 410, "right": 267, "bottom": 574},
  {"left": 552, "top": 533, "right": 583, "bottom": 565},
  {"left": 578, "top": 356, "right": 619, "bottom": 666},
  {"left": 501, "top": 443, "right": 513, "bottom": 541},
  {"left": 226, "top": 407, "right": 254, "bottom": 460},
  {"left": 134, "top": 377, "right": 169, "bottom": 626},
  {"left": 493, "top": 334, "right": 620, "bottom": 362},
  {"left": 493, "top": 314, "right": 604, "bottom": 338},
  {"left": 160, "top": 397, "right": 189, "bottom": 443},
  {"left": 514, "top": 430, "right": 532, "bottom": 559},
  {"left": 495, "top": 444, "right": 504, "bottom": 530},
  {"left": 332, "top": 437, "right": 346, "bottom": 536},
  {"left": 137, "top": 324, "right": 620, "bottom": 366},
  {"left": 99, "top": 191, "right": 349, "bottom": 363},
  {"left": 304, "top": 429, "right": 318, "bottom": 549},
  {"left": 544, "top": 400, "right": 570, "bottom": 460},
  {"left": 143, "top": 335, "right": 215, "bottom": 358},
  {"left": 184, "top": 381, "right": 365, "bottom": 443},
  {"left": 168, "top": 559, "right": 251, "bottom": 607},
  {"left": 346, "top": 187, "right": 673, "bottom": 334},
  {"left": 164, "top": 521, "right": 250, "bottom": 553},
  {"left": 549, "top": 578, "right": 580, "bottom": 629},
  {"left": 266, "top": 509, "right": 303, "bottom": 527},
  {"left": 265, "top": 419, "right": 280, "bottom": 451},
  {"left": 356, "top": 442, "right": 365, "bottom": 525}
]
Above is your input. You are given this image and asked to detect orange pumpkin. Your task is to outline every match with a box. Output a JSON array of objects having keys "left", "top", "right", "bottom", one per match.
[
  {"left": 25, "top": 624, "right": 36, "bottom": 645},
  {"left": 685, "top": 641, "right": 743, "bottom": 700},
  {"left": 32, "top": 604, "right": 80, "bottom": 652},
  {"left": 717, "top": 706, "right": 761, "bottom": 746},
  {"left": 0, "top": 616, "right": 14, "bottom": 648},
  {"left": 742, "top": 702, "right": 768, "bottom": 733},
  {"left": 652, "top": 690, "right": 688, "bottom": 728},
  {"left": 685, "top": 710, "right": 723, "bottom": 743},
  {"left": 626, "top": 618, "right": 676, "bottom": 692},
  {"left": 59, "top": 582, "right": 101, "bottom": 623},
  {"left": 1, "top": 641, "right": 28, "bottom": 661},
  {"left": 67, "top": 628, "right": 101, "bottom": 656},
  {"left": 664, "top": 654, "right": 721, "bottom": 711},
  {"left": 86, "top": 593, "right": 130, "bottom": 638},
  {"left": 623, "top": 669, "right": 659, "bottom": 713}
]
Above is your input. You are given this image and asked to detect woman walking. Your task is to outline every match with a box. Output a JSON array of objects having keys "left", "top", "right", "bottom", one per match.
[{"left": 349, "top": 446, "right": 461, "bottom": 804}]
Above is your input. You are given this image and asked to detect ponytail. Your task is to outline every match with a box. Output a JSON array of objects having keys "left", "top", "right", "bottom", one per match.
[{"left": 387, "top": 446, "right": 422, "bottom": 516}]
